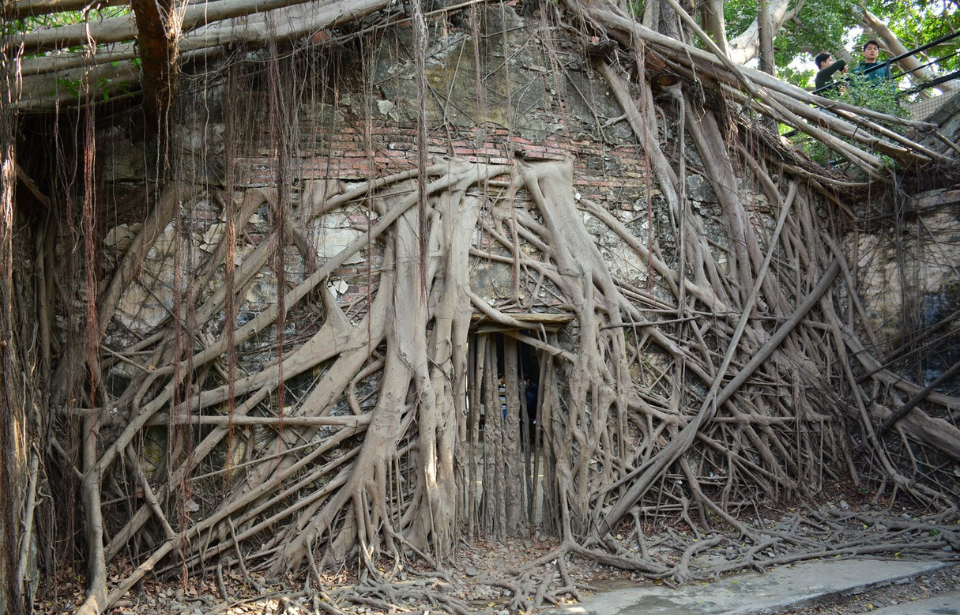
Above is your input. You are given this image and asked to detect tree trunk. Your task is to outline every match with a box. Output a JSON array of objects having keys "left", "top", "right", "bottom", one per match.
[
  {"left": 131, "top": 0, "right": 180, "bottom": 135},
  {"left": 726, "top": 0, "right": 791, "bottom": 64},
  {"left": 1, "top": 10, "right": 27, "bottom": 611},
  {"left": 701, "top": 0, "right": 730, "bottom": 57},
  {"left": 758, "top": 0, "right": 775, "bottom": 76}
]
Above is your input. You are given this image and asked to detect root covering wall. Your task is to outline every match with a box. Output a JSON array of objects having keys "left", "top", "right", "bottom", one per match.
[{"left": 20, "top": 1, "right": 959, "bottom": 613}]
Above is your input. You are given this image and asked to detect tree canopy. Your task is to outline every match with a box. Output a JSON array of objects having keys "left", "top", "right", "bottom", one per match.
[{"left": 721, "top": 0, "right": 959, "bottom": 89}]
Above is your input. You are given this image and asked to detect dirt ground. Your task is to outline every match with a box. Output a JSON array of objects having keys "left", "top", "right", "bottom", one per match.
[
  {"left": 31, "top": 483, "right": 960, "bottom": 615},
  {"left": 32, "top": 539, "right": 960, "bottom": 615}
]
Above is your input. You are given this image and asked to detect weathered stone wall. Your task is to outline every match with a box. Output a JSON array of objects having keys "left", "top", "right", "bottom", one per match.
[
  {"left": 77, "top": 0, "right": 960, "bottom": 386},
  {"left": 851, "top": 193, "right": 960, "bottom": 379},
  {"left": 94, "top": 3, "right": 784, "bottom": 352}
]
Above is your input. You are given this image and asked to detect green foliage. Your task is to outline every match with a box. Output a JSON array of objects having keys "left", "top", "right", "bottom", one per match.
[
  {"left": 53, "top": 74, "right": 134, "bottom": 102},
  {"left": 54, "top": 77, "right": 81, "bottom": 100},
  {"left": 866, "top": 0, "right": 960, "bottom": 74},
  {"left": 792, "top": 72, "right": 908, "bottom": 171},
  {"left": 723, "top": 0, "right": 958, "bottom": 89},
  {"left": 723, "top": 0, "right": 860, "bottom": 64},
  {"left": 12, "top": 5, "right": 130, "bottom": 32},
  {"left": 837, "top": 72, "right": 906, "bottom": 118},
  {"left": 777, "top": 64, "right": 815, "bottom": 90},
  {"left": 770, "top": 0, "right": 859, "bottom": 66},
  {"left": 722, "top": 0, "right": 758, "bottom": 38},
  {"left": 795, "top": 135, "right": 829, "bottom": 165}
]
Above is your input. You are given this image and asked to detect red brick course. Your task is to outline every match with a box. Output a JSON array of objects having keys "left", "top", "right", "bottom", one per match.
[{"left": 236, "top": 123, "right": 649, "bottom": 211}]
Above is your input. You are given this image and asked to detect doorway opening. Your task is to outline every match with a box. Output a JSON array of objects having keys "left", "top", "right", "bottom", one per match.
[{"left": 462, "top": 314, "right": 572, "bottom": 542}]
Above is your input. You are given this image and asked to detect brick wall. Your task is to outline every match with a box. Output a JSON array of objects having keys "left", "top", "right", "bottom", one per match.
[{"left": 235, "top": 127, "right": 650, "bottom": 211}]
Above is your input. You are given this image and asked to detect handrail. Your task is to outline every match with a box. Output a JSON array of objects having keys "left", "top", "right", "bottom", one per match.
[
  {"left": 901, "top": 69, "right": 960, "bottom": 95},
  {"left": 869, "top": 29, "right": 960, "bottom": 73},
  {"left": 892, "top": 49, "right": 960, "bottom": 81}
]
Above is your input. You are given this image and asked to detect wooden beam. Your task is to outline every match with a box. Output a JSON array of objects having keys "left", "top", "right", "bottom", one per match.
[
  {"left": 471, "top": 311, "right": 574, "bottom": 332},
  {"left": 146, "top": 414, "right": 371, "bottom": 427},
  {"left": 16, "top": 62, "right": 141, "bottom": 111},
  {"left": 15, "top": 164, "right": 51, "bottom": 210}
]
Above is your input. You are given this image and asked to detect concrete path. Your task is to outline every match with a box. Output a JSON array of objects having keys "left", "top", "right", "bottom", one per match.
[
  {"left": 869, "top": 590, "right": 960, "bottom": 615},
  {"left": 549, "top": 559, "right": 948, "bottom": 615}
]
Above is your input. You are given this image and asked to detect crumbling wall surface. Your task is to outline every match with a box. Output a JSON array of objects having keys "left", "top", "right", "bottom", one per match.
[
  {"left": 99, "top": 11, "right": 771, "bottom": 325},
  {"left": 96, "top": 10, "right": 773, "bottom": 435},
  {"left": 851, "top": 193, "right": 960, "bottom": 379}
]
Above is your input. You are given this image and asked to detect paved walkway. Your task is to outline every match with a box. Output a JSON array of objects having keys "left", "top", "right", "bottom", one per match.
[
  {"left": 549, "top": 559, "right": 949, "bottom": 615},
  {"left": 870, "top": 590, "right": 960, "bottom": 615}
]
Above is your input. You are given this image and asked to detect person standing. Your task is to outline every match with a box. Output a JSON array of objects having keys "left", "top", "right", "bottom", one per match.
[
  {"left": 498, "top": 374, "right": 508, "bottom": 420},
  {"left": 814, "top": 52, "right": 847, "bottom": 93},
  {"left": 852, "top": 39, "right": 890, "bottom": 84}
]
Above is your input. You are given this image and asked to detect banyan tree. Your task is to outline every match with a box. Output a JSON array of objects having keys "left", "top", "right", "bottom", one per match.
[{"left": 1, "top": 0, "right": 959, "bottom": 612}]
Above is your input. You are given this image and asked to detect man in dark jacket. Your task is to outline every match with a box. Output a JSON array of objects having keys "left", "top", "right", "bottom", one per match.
[{"left": 814, "top": 52, "right": 847, "bottom": 93}]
